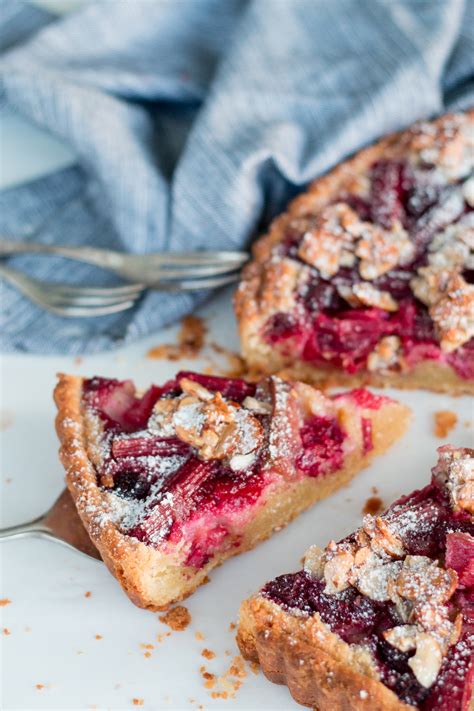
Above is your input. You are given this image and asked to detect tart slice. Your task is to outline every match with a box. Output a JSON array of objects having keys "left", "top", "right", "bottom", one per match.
[
  {"left": 235, "top": 110, "right": 474, "bottom": 394},
  {"left": 238, "top": 445, "right": 474, "bottom": 711},
  {"left": 54, "top": 370, "right": 409, "bottom": 610}
]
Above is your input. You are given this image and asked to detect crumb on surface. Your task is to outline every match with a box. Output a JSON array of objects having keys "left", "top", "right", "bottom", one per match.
[
  {"left": 362, "top": 495, "right": 384, "bottom": 516},
  {"left": 200, "top": 655, "right": 248, "bottom": 701},
  {"left": 144, "top": 651, "right": 152, "bottom": 658},
  {"left": 201, "top": 648, "right": 215, "bottom": 660},
  {"left": 156, "top": 631, "right": 171, "bottom": 643},
  {"left": 84, "top": 591, "right": 91, "bottom": 598},
  {"left": 140, "top": 643, "right": 155, "bottom": 650},
  {"left": 147, "top": 315, "right": 207, "bottom": 361},
  {"left": 228, "top": 622, "right": 236, "bottom": 632},
  {"left": 249, "top": 661, "right": 260, "bottom": 675},
  {"left": 194, "top": 631, "right": 204, "bottom": 641},
  {"left": 0, "top": 409, "right": 14, "bottom": 431},
  {"left": 0, "top": 599, "right": 11, "bottom": 606},
  {"left": 35, "top": 684, "right": 44, "bottom": 691},
  {"left": 434, "top": 410, "right": 458, "bottom": 438},
  {"left": 159, "top": 605, "right": 191, "bottom": 631},
  {"left": 95, "top": 634, "right": 102, "bottom": 640},
  {"left": 132, "top": 699, "right": 144, "bottom": 706},
  {"left": 3, "top": 628, "right": 10, "bottom": 635},
  {"left": 371, "top": 486, "right": 378, "bottom": 494}
]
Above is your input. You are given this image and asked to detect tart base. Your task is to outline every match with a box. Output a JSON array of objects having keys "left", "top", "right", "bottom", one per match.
[
  {"left": 237, "top": 595, "right": 411, "bottom": 710},
  {"left": 54, "top": 374, "right": 409, "bottom": 610}
]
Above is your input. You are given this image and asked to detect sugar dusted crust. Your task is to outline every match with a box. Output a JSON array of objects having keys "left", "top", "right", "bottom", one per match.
[
  {"left": 234, "top": 110, "right": 474, "bottom": 396},
  {"left": 237, "top": 596, "right": 411, "bottom": 710},
  {"left": 54, "top": 374, "right": 409, "bottom": 611}
]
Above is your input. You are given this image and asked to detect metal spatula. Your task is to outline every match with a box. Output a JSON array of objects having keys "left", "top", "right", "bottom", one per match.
[{"left": 0, "top": 488, "right": 102, "bottom": 561}]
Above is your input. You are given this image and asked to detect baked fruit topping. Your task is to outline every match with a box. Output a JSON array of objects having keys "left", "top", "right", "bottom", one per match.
[
  {"left": 237, "top": 446, "right": 474, "bottom": 710},
  {"left": 235, "top": 111, "right": 474, "bottom": 394},
  {"left": 54, "top": 371, "right": 409, "bottom": 609}
]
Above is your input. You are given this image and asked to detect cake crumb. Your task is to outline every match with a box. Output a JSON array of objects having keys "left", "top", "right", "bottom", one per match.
[
  {"left": 95, "top": 634, "right": 102, "bottom": 640},
  {"left": 140, "top": 643, "right": 154, "bottom": 650},
  {"left": 195, "top": 631, "right": 204, "bottom": 641},
  {"left": 362, "top": 496, "right": 384, "bottom": 516},
  {"left": 144, "top": 651, "right": 152, "bottom": 658},
  {"left": 84, "top": 591, "right": 91, "bottom": 598},
  {"left": 201, "top": 648, "right": 216, "bottom": 660},
  {"left": 0, "top": 599, "right": 11, "bottom": 606},
  {"left": 209, "top": 343, "right": 246, "bottom": 378},
  {"left": 159, "top": 605, "right": 191, "bottom": 631},
  {"left": 147, "top": 316, "right": 207, "bottom": 361},
  {"left": 156, "top": 631, "right": 171, "bottom": 643},
  {"left": 3, "top": 628, "right": 10, "bottom": 635},
  {"left": 228, "top": 622, "right": 236, "bottom": 632},
  {"left": 371, "top": 486, "right": 378, "bottom": 494},
  {"left": 35, "top": 684, "right": 44, "bottom": 691},
  {"left": 132, "top": 699, "right": 144, "bottom": 706},
  {"left": 0, "top": 410, "right": 14, "bottom": 431},
  {"left": 434, "top": 410, "right": 458, "bottom": 438},
  {"left": 249, "top": 661, "right": 260, "bottom": 675}
]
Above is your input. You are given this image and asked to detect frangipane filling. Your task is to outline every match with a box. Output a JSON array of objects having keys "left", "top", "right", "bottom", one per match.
[
  {"left": 262, "top": 446, "right": 474, "bottom": 710},
  {"left": 262, "top": 115, "right": 474, "bottom": 379},
  {"left": 81, "top": 372, "right": 385, "bottom": 568}
]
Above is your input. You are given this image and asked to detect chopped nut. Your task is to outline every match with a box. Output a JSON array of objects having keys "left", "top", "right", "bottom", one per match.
[
  {"left": 297, "top": 203, "right": 362, "bottom": 278},
  {"left": 429, "top": 274, "right": 474, "bottom": 352},
  {"left": 410, "top": 266, "right": 457, "bottom": 307},
  {"left": 446, "top": 455, "right": 474, "bottom": 514},
  {"left": 350, "top": 283, "right": 399, "bottom": 312},
  {"left": 367, "top": 336, "right": 401, "bottom": 373},
  {"left": 353, "top": 558, "right": 402, "bottom": 602},
  {"left": 303, "top": 545, "right": 325, "bottom": 579},
  {"left": 408, "top": 633, "right": 443, "bottom": 688},
  {"left": 362, "top": 515, "right": 405, "bottom": 558},
  {"left": 355, "top": 223, "right": 414, "bottom": 280},
  {"left": 323, "top": 548, "right": 355, "bottom": 594},
  {"left": 173, "top": 388, "right": 264, "bottom": 463},
  {"left": 383, "top": 625, "right": 418, "bottom": 652},
  {"left": 395, "top": 556, "right": 458, "bottom": 603}
]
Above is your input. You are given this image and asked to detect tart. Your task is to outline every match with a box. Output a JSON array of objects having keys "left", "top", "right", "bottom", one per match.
[
  {"left": 54, "top": 370, "right": 409, "bottom": 610},
  {"left": 235, "top": 111, "right": 474, "bottom": 394},
  {"left": 238, "top": 445, "right": 474, "bottom": 710}
]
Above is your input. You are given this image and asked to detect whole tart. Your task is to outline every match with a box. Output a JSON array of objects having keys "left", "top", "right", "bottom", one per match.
[
  {"left": 54, "top": 370, "right": 409, "bottom": 610},
  {"left": 235, "top": 110, "right": 474, "bottom": 394},
  {"left": 238, "top": 445, "right": 474, "bottom": 711}
]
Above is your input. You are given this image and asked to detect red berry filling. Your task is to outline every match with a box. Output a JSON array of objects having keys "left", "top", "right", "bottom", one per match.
[
  {"left": 263, "top": 478, "right": 474, "bottom": 710},
  {"left": 263, "top": 159, "right": 474, "bottom": 379},
  {"left": 83, "top": 374, "right": 364, "bottom": 568}
]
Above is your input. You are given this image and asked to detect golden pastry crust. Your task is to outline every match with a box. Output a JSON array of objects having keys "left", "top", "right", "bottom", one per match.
[
  {"left": 237, "top": 596, "right": 411, "bottom": 710},
  {"left": 54, "top": 374, "right": 409, "bottom": 611},
  {"left": 234, "top": 110, "right": 474, "bottom": 395}
]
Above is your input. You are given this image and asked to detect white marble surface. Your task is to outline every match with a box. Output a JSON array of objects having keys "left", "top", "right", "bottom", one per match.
[{"left": 1, "top": 8, "right": 473, "bottom": 711}]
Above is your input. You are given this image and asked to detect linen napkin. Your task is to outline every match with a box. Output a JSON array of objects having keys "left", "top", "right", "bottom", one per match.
[{"left": 0, "top": 0, "right": 473, "bottom": 354}]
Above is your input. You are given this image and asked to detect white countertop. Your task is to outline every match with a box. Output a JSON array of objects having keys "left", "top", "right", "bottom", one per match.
[{"left": 1, "top": 15, "right": 473, "bottom": 711}]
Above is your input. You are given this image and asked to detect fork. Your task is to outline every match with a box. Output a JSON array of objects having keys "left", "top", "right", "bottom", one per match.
[
  {"left": 0, "top": 488, "right": 102, "bottom": 561},
  {"left": 0, "top": 238, "right": 248, "bottom": 286},
  {"left": 0, "top": 263, "right": 240, "bottom": 317}
]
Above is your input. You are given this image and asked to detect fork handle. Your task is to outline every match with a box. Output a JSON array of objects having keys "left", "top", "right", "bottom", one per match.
[
  {"left": 0, "top": 238, "right": 126, "bottom": 269},
  {"left": 0, "top": 516, "right": 50, "bottom": 539}
]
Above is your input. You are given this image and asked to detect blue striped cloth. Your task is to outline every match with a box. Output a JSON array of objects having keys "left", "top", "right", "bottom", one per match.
[{"left": 1, "top": 0, "right": 473, "bottom": 353}]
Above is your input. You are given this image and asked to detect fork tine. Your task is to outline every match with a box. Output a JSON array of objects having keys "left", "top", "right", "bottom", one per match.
[
  {"left": 141, "top": 251, "right": 248, "bottom": 266},
  {"left": 44, "top": 282, "right": 144, "bottom": 298},
  {"left": 151, "top": 271, "right": 240, "bottom": 291},
  {"left": 47, "top": 300, "right": 138, "bottom": 317}
]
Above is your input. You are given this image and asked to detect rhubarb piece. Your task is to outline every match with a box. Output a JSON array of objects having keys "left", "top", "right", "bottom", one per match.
[{"left": 54, "top": 370, "right": 409, "bottom": 609}]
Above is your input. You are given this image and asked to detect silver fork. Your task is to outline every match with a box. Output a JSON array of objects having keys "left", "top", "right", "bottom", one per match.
[
  {"left": 0, "top": 263, "right": 240, "bottom": 317},
  {"left": 0, "top": 238, "right": 248, "bottom": 285},
  {"left": 0, "top": 489, "right": 102, "bottom": 561}
]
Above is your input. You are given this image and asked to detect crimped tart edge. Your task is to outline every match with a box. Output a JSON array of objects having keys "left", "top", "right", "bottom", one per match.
[{"left": 54, "top": 373, "right": 410, "bottom": 611}]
